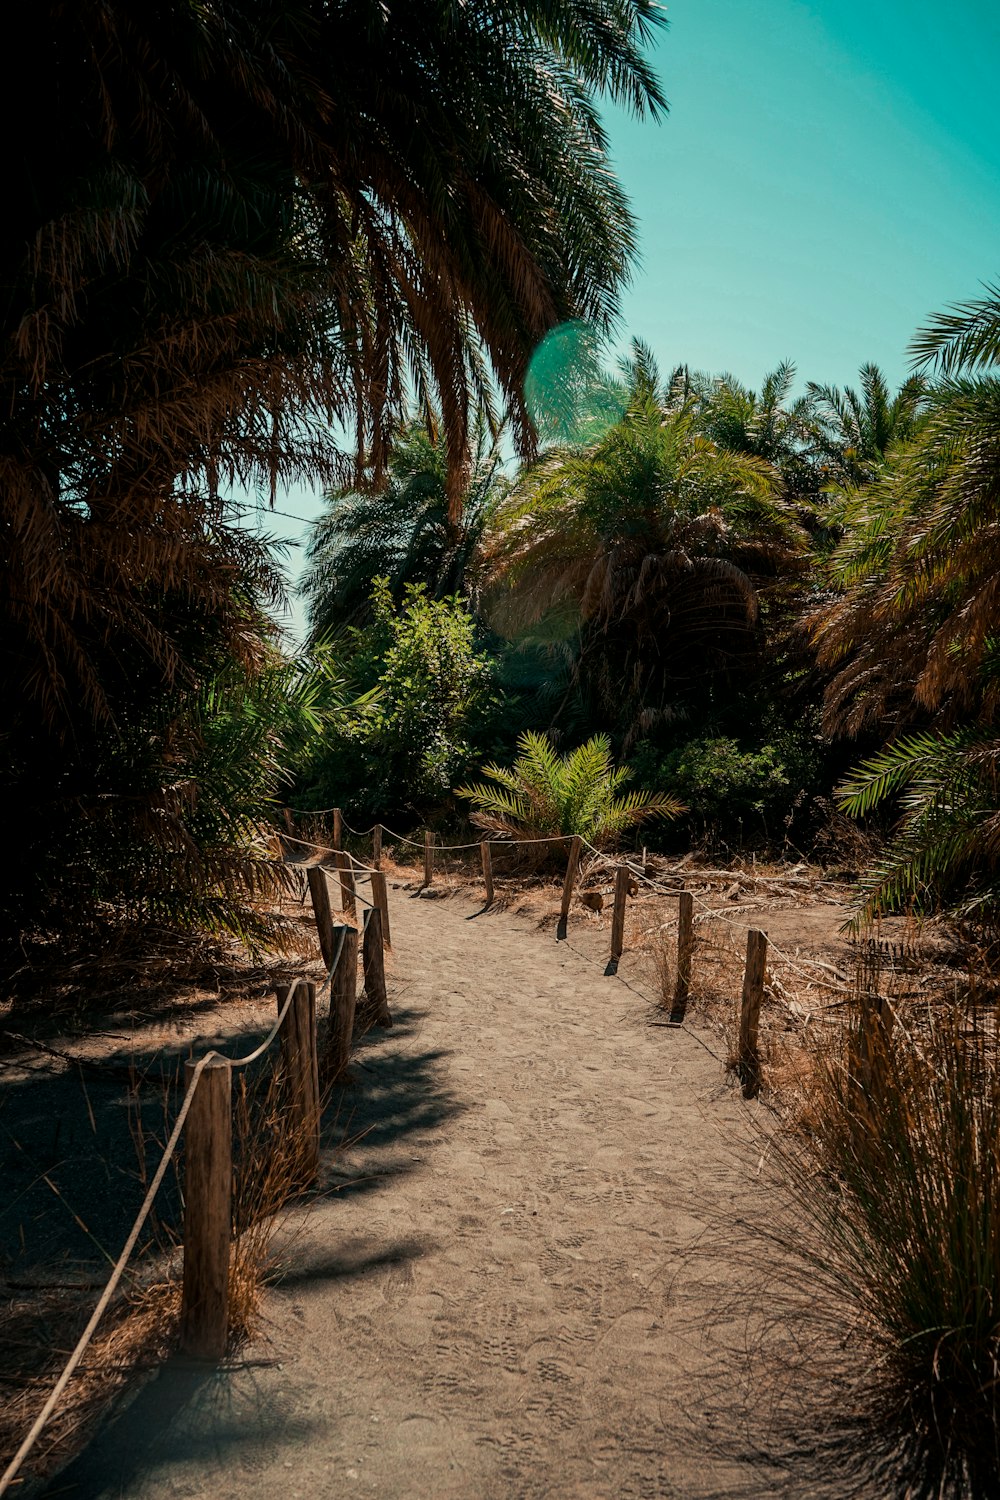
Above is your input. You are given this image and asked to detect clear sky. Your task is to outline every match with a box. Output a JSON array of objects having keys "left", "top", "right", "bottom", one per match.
[
  {"left": 256, "top": 0, "right": 1000, "bottom": 637},
  {"left": 607, "top": 0, "right": 1000, "bottom": 391}
]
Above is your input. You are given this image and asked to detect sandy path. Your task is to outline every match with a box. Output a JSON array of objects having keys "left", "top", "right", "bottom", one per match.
[{"left": 49, "top": 884, "right": 783, "bottom": 1499}]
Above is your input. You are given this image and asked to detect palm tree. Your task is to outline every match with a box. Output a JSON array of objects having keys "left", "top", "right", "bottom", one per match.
[
  {"left": 482, "top": 349, "right": 806, "bottom": 739},
  {"left": 2, "top": 0, "right": 667, "bottom": 954},
  {"left": 909, "top": 280, "right": 1000, "bottom": 372},
  {"left": 456, "top": 731, "right": 684, "bottom": 845},
  {"left": 807, "top": 364, "right": 928, "bottom": 487},
  {"left": 813, "top": 285, "right": 1000, "bottom": 923},
  {"left": 302, "top": 417, "right": 509, "bottom": 638},
  {"left": 814, "top": 377, "right": 1000, "bottom": 736},
  {"left": 696, "top": 361, "right": 820, "bottom": 500}
]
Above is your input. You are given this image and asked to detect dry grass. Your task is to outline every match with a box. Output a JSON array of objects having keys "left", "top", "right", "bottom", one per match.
[
  {"left": 0, "top": 1279, "right": 180, "bottom": 1487},
  {"left": 752, "top": 965, "right": 1000, "bottom": 1499},
  {"left": 640, "top": 918, "right": 676, "bottom": 1008}
]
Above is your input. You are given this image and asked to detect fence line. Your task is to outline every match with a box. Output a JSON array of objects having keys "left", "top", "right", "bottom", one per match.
[
  {"left": 8, "top": 807, "right": 865, "bottom": 1491},
  {"left": 0, "top": 949, "right": 366, "bottom": 1496},
  {"left": 284, "top": 810, "right": 859, "bottom": 1012}
]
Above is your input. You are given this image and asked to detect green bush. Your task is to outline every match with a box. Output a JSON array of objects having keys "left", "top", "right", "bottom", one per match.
[
  {"left": 297, "top": 579, "right": 498, "bottom": 817},
  {"left": 634, "top": 717, "right": 823, "bottom": 843}
]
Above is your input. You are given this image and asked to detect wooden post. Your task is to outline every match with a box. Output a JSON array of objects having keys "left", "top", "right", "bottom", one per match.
[
  {"left": 282, "top": 808, "right": 293, "bottom": 833},
  {"left": 323, "top": 924, "right": 358, "bottom": 1083},
  {"left": 275, "top": 981, "right": 320, "bottom": 1183},
  {"left": 371, "top": 869, "right": 391, "bottom": 947},
  {"left": 332, "top": 807, "right": 343, "bottom": 851},
  {"left": 306, "top": 865, "right": 335, "bottom": 970},
  {"left": 671, "top": 891, "right": 694, "bottom": 1014},
  {"left": 373, "top": 823, "right": 382, "bottom": 869},
  {"left": 335, "top": 850, "right": 357, "bottom": 919},
  {"left": 480, "top": 841, "right": 494, "bottom": 905},
  {"left": 609, "top": 865, "right": 629, "bottom": 964},
  {"left": 857, "top": 991, "right": 895, "bottom": 1106},
  {"left": 181, "top": 1057, "right": 232, "bottom": 1360},
  {"left": 738, "top": 928, "right": 768, "bottom": 1099},
  {"left": 423, "top": 829, "right": 434, "bottom": 886},
  {"left": 558, "top": 835, "right": 582, "bottom": 939},
  {"left": 362, "top": 906, "right": 392, "bottom": 1027}
]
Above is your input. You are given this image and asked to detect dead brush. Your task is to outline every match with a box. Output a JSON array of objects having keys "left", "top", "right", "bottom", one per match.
[
  {"left": 770, "top": 953, "right": 1000, "bottom": 1498},
  {"left": 0, "top": 1280, "right": 179, "bottom": 1484},
  {"left": 635, "top": 915, "right": 676, "bottom": 1009},
  {"left": 228, "top": 1063, "right": 310, "bottom": 1342}
]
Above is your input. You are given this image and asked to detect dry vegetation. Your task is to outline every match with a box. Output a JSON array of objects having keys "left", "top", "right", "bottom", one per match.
[
  {"left": 5, "top": 831, "right": 995, "bottom": 1498},
  {"left": 0, "top": 877, "right": 346, "bottom": 1487}
]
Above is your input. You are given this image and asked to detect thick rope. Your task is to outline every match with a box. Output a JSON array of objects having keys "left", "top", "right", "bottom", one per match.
[{"left": 0, "top": 977, "right": 311, "bottom": 1498}]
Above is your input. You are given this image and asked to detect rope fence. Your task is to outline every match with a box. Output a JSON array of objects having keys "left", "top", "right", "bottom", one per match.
[
  {"left": 0, "top": 884, "right": 394, "bottom": 1497},
  {"left": 6, "top": 802, "right": 867, "bottom": 1490},
  {"left": 284, "top": 810, "right": 861, "bottom": 1039}
]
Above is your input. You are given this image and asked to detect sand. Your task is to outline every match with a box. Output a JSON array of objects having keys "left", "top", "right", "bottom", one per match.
[{"left": 44, "top": 880, "right": 796, "bottom": 1499}]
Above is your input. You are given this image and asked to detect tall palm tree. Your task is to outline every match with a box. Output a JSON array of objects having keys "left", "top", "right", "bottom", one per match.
[
  {"left": 814, "top": 378, "right": 1000, "bottom": 735},
  {"left": 4, "top": 0, "right": 667, "bottom": 725},
  {"left": 813, "top": 285, "right": 1000, "bottom": 923},
  {"left": 302, "top": 417, "right": 509, "bottom": 638},
  {"left": 482, "top": 350, "right": 806, "bottom": 738},
  {"left": 1, "top": 0, "right": 667, "bottom": 951},
  {"left": 696, "top": 361, "right": 820, "bottom": 500}
]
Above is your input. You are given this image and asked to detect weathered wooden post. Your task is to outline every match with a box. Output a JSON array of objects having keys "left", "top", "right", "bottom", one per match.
[
  {"left": 306, "top": 865, "right": 335, "bottom": 970},
  {"left": 558, "top": 835, "right": 583, "bottom": 940},
  {"left": 481, "top": 841, "right": 494, "bottom": 905},
  {"left": 332, "top": 807, "right": 343, "bottom": 851},
  {"left": 609, "top": 865, "right": 629, "bottom": 964},
  {"left": 282, "top": 808, "right": 294, "bottom": 833},
  {"left": 181, "top": 1056, "right": 232, "bottom": 1359},
  {"left": 671, "top": 890, "right": 694, "bottom": 1014},
  {"left": 371, "top": 869, "right": 391, "bottom": 947},
  {"left": 373, "top": 823, "right": 382, "bottom": 869},
  {"left": 738, "top": 928, "right": 768, "bottom": 1099},
  {"left": 423, "top": 829, "right": 434, "bottom": 886},
  {"left": 335, "top": 849, "right": 357, "bottom": 919},
  {"left": 324, "top": 924, "right": 358, "bottom": 1083},
  {"left": 275, "top": 980, "right": 320, "bottom": 1183},
  {"left": 362, "top": 906, "right": 392, "bottom": 1027},
  {"left": 857, "top": 990, "right": 895, "bottom": 1106}
]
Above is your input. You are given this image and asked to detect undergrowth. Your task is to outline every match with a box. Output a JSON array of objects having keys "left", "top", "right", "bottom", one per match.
[{"left": 777, "top": 970, "right": 1000, "bottom": 1498}]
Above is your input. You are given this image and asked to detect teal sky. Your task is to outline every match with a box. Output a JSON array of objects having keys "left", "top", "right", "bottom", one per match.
[
  {"left": 609, "top": 0, "right": 1000, "bottom": 388},
  {"left": 256, "top": 0, "right": 1000, "bottom": 636}
]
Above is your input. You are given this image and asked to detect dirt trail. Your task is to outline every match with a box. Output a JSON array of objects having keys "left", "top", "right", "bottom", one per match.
[{"left": 49, "top": 884, "right": 788, "bottom": 1499}]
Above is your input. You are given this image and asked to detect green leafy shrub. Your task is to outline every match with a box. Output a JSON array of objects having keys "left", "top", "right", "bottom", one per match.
[
  {"left": 633, "top": 718, "right": 823, "bottom": 844},
  {"left": 456, "top": 730, "right": 684, "bottom": 846},
  {"left": 298, "top": 579, "right": 497, "bottom": 817}
]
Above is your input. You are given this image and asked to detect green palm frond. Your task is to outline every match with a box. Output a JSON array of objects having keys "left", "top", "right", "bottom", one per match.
[
  {"left": 910, "top": 282, "right": 1000, "bottom": 373},
  {"left": 837, "top": 730, "right": 1000, "bottom": 926},
  {"left": 456, "top": 731, "right": 684, "bottom": 847},
  {"left": 836, "top": 731, "right": 976, "bottom": 818}
]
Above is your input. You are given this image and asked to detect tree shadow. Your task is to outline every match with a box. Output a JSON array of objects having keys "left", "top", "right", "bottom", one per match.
[
  {"left": 2, "top": 987, "right": 461, "bottom": 1486},
  {"left": 41, "top": 1356, "right": 322, "bottom": 1498}
]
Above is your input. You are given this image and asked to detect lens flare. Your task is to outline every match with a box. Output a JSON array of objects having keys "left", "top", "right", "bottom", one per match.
[{"left": 524, "top": 322, "right": 626, "bottom": 446}]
